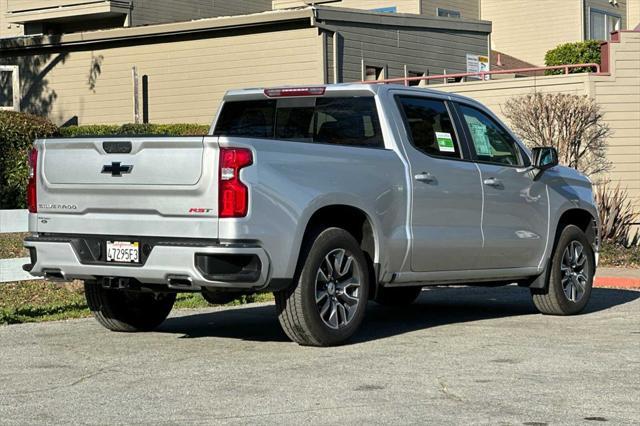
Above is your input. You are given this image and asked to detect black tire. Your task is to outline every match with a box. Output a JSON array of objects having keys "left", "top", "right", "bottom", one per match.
[
  {"left": 84, "top": 282, "right": 176, "bottom": 332},
  {"left": 275, "top": 227, "right": 369, "bottom": 346},
  {"left": 374, "top": 286, "right": 422, "bottom": 306},
  {"left": 201, "top": 289, "right": 244, "bottom": 305},
  {"left": 531, "top": 224, "right": 594, "bottom": 315}
]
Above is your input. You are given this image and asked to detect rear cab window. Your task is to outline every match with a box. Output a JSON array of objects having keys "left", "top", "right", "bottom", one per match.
[{"left": 214, "top": 96, "right": 384, "bottom": 148}]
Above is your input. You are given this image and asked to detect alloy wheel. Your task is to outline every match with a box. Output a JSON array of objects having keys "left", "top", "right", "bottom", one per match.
[
  {"left": 314, "top": 248, "right": 361, "bottom": 329},
  {"left": 561, "top": 240, "right": 590, "bottom": 303}
]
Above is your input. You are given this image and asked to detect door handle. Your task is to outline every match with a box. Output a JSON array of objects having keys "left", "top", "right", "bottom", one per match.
[
  {"left": 415, "top": 172, "right": 436, "bottom": 184},
  {"left": 483, "top": 177, "right": 503, "bottom": 187}
]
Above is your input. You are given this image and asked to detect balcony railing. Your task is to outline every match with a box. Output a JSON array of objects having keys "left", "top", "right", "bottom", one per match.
[{"left": 361, "top": 63, "right": 603, "bottom": 86}]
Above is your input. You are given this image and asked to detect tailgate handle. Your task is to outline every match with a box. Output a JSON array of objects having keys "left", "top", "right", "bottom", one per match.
[{"left": 103, "top": 141, "right": 132, "bottom": 154}]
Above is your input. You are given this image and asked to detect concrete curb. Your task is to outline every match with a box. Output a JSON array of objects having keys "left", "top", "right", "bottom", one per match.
[{"left": 594, "top": 277, "right": 640, "bottom": 290}]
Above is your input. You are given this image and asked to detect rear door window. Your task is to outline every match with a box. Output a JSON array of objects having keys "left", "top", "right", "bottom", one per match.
[
  {"left": 314, "top": 98, "right": 382, "bottom": 147},
  {"left": 396, "top": 96, "right": 461, "bottom": 159},
  {"left": 214, "top": 96, "right": 384, "bottom": 148}
]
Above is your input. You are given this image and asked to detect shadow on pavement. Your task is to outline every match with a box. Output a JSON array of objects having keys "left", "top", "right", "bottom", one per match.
[{"left": 158, "top": 286, "right": 639, "bottom": 344}]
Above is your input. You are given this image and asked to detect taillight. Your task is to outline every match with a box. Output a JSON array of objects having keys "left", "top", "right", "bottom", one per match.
[
  {"left": 27, "top": 148, "right": 38, "bottom": 213},
  {"left": 219, "top": 148, "right": 253, "bottom": 218},
  {"left": 263, "top": 87, "right": 326, "bottom": 97}
]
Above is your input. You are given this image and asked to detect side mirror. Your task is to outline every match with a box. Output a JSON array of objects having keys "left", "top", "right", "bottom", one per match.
[{"left": 532, "top": 147, "right": 559, "bottom": 171}]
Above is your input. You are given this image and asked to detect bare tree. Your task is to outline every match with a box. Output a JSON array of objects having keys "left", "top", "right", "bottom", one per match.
[{"left": 504, "top": 93, "right": 611, "bottom": 177}]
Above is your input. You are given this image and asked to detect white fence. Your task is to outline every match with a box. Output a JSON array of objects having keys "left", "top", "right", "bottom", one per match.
[{"left": 0, "top": 209, "right": 36, "bottom": 283}]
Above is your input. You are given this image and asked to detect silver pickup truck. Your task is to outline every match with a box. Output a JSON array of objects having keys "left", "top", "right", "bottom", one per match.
[{"left": 24, "top": 84, "right": 599, "bottom": 346}]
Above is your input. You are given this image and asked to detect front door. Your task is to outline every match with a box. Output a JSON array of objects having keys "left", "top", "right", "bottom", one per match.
[
  {"left": 456, "top": 103, "right": 549, "bottom": 269},
  {"left": 395, "top": 95, "right": 484, "bottom": 272}
]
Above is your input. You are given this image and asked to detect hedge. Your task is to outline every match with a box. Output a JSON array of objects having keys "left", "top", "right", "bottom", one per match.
[
  {"left": 544, "top": 40, "right": 602, "bottom": 75},
  {"left": 0, "top": 118, "right": 210, "bottom": 209},
  {"left": 59, "top": 123, "right": 210, "bottom": 137},
  {"left": 0, "top": 111, "right": 58, "bottom": 209}
]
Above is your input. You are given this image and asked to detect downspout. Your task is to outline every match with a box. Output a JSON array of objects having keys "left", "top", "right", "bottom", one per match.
[
  {"left": 125, "top": 0, "right": 133, "bottom": 27},
  {"left": 311, "top": 6, "right": 340, "bottom": 83},
  {"left": 581, "top": 0, "right": 586, "bottom": 40}
]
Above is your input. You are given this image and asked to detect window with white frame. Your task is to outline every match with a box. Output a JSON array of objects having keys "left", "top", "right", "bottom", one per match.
[
  {"left": 589, "top": 8, "right": 621, "bottom": 40},
  {"left": 0, "top": 66, "right": 20, "bottom": 112}
]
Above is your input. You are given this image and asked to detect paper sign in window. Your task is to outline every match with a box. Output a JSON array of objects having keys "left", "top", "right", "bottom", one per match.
[
  {"left": 469, "top": 123, "right": 493, "bottom": 156},
  {"left": 435, "top": 132, "right": 455, "bottom": 153}
]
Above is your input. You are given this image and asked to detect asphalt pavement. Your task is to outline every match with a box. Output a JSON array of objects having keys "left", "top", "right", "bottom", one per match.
[{"left": 1, "top": 286, "right": 639, "bottom": 425}]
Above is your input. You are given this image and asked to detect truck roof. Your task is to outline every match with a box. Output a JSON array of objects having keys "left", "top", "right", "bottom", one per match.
[{"left": 224, "top": 83, "right": 482, "bottom": 106}]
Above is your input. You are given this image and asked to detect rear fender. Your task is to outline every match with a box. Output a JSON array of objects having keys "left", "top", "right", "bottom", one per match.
[{"left": 289, "top": 194, "right": 383, "bottom": 279}]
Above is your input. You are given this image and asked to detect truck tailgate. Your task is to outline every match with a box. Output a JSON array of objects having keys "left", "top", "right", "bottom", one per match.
[
  {"left": 34, "top": 136, "right": 220, "bottom": 239},
  {"left": 44, "top": 138, "right": 204, "bottom": 185}
]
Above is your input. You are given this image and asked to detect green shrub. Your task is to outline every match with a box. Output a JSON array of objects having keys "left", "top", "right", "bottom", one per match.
[
  {"left": 0, "top": 111, "right": 58, "bottom": 209},
  {"left": 544, "top": 40, "right": 602, "bottom": 75},
  {"left": 0, "top": 120, "right": 209, "bottom": 209},
  {"left": 59, "top": 123, "right": 210, "bottom": 137},
  {"left": 57, "top": 124, "right": 120, "bottom": 137}
]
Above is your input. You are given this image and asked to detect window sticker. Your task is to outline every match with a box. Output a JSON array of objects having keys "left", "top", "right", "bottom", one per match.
[
  {"left": 469, "top": 122, "right": 493, "bottom": 156},
  {"left": 435, "top": 132, "right": 455, "bottom": 153}
]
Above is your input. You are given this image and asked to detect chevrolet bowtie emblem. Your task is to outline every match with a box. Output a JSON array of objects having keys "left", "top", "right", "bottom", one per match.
[{"left": 102, "top": 162, "right": 133, "bottom": 177}]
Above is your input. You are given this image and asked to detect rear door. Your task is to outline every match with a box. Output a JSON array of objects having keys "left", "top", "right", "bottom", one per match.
[
  {"left": 454, "top": 102, "right": 549, "bottom": 269},
  {"left": 395, "top": 94, "right": 484, "bottom": 272},
  {"left": 36, "top": 136, "right": 220, "bottom": 239}
]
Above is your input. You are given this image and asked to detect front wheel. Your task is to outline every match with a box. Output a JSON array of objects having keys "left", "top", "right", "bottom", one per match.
[
  {"left": 531, "top": 225, "right": 595, "bottom": 315},
  {"left": 275, "top": 227, "right": 369, "bottom": 346},
  {"left": 85, "top": 282, "right": 176, "bottom": 332}
]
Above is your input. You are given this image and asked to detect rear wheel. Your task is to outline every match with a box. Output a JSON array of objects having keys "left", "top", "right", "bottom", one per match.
[
  {"left": 531, "top": 225, "right": 594, "bottom": 315},
  {"left": 374, "top": 286, "right": 422, "bottom": 306},
  {"left": 85, "top": 282, "right": 176, "bottom": 332},
  {"left": 275, "top": 227, "right": 369, "bottom": 346}
]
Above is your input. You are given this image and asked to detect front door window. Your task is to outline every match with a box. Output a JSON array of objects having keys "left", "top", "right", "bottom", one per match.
[{"left": 458, "top": 104, "right": 523, "bottom": 166}]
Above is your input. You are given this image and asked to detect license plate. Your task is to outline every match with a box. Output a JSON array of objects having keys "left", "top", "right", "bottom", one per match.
[{"left": 106, "top": 241, "right": 140, "bottom": 263}]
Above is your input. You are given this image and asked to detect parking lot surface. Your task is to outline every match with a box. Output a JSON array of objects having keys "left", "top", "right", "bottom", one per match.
[{"left": 0, "top": 286, "right": 638, "bottom": 425}]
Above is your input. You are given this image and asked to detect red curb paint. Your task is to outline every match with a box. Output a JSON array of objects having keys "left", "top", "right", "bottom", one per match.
[{"left": 594, "top": 277, "right": 640, "bottom": 289}]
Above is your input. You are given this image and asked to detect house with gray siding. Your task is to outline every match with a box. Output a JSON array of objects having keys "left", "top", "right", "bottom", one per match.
[
  {"left": 0, "top": 6, "right": 491, "bottom": 125},
  {"left": 320, "top": 7, "right": 489, "bottom": 84}
]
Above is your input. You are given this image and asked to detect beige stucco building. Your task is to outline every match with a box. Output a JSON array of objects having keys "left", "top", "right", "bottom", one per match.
[{"left": 481, "top": 0, "right": 639, "bottom": 66}]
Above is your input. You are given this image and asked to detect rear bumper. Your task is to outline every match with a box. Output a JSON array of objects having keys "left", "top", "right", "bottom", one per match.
[{"left": 24, "top": 236, "right": 272, "bottom": 291}]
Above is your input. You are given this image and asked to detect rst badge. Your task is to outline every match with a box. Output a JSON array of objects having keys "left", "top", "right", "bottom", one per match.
[{"left": 189, "top": 208, "right": 214, "bottom": 214}]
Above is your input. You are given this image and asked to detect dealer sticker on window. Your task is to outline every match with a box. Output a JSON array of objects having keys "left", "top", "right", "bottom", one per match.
[
  {"left": 106, "top": 241, "right": 140, "bottom": 263},
  {"left": 436, "top": 132, "right": 456, "bottom": 153}
]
